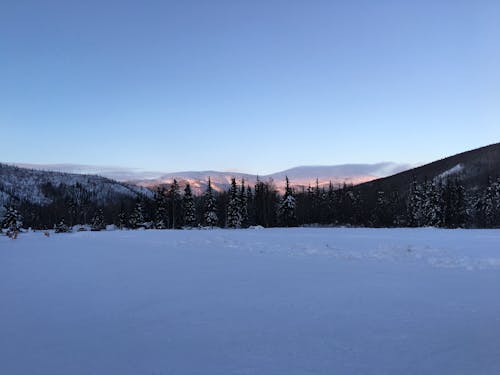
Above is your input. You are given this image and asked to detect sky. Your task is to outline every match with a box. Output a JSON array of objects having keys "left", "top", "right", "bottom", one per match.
[{"left": 1, "top": 0, "right": 499, "bottom": 175}]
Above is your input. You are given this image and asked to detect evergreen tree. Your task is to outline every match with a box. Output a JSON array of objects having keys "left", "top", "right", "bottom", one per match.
[
  {"left": 278, "top": 177, "right": 297, "bottom": 227},
  {"left": 326, "top": 182, "right": 337, "bottom": 224},
  {"left": 442, "top": 178, "right": 467, "bottom": 228},
  {"left": 312, "top": 179, "right": 323, "bottom": 223},
  {"left": 226, "top": 178, "right": 242, "bottom": 228},
  {"left": 372, "top": 190, "right": 392, "bottom": 227},
  {"left": 154, "top": 187, "right": 168, "bottom": 229},
  {"left": 203, "top": 178, "right": 218, "bottom": 227},
  {"left": 407, "top": 178, "right": 424, "bottom": 226},
  {"left": 129, "top": 201, "right": 145, "bottom": 229},
  {"left": 423, "top": 180, "right": 443, "bottom": 227},
  {"left": 118, "top": 210, "right": 128, "bottom": 229},
  {"left": 167, "top": 180, "right": 182, "bottom": 229},
  {"left": 254, "top": 178, "right": 278, "bottom": 227},
  {"left": 246, "top": 184, "right": 255, "bottom": 226},
  {"left": 182, "top": 183, "right": 196, "bottom": 227},
  {"left": 91, "top": 208, "right": 105, "bottom": 231},
  {"left": 480, "top": 177, "right": 500, "bottom": 227},
  {"left": 1, "top": 206, "right": 23, "bottom": 234},
  {"left": 239, "top": 179, "right": 249, "bottom": 228}
]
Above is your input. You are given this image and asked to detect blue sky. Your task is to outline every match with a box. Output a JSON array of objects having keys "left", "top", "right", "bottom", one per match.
[{"left": 1, "top": 0, "right": 499, "bottom": 174}]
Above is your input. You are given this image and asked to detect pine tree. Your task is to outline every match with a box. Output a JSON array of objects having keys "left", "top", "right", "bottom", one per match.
[
  {"left": 312, "top": 179, "right": 323, "bottom": 223},
  {"left": 326, "top": 182, "right": 337, "bottom": 224},
  {"left": 118, "top": 210, "right": 128, "bottom": 229},
  {"left": 129, "top": 201, "right": 145, "bottom": 229},
  {"left": 407, "top": 178, "right": 424, "bottom": 226},
  {"left": 203, "top": 178, "right": 218, "bottom": 227},
  {"left": 182, "top": 183, "right": 196, "bottom": 227},
  {"left": 424, "top": 180, "right": 443, "bottom": 227},
  {"left": 167, "top": 180, "right": 182, "bottom": 229},
  {"left": 154, "top": 187, "right": 168, "bottom": 229},
  {"left": 372, "top": 190, "right": 392, "bottom": 227},
  {"left": 239, "top": 179, "right": 249, "bottom": 228},
  {"left": 91, "top": 208, "right": 105, "bottom": 231},
  {"left": 481, "top": 177, "right": 500, "bottom": 227},
  {"left": 254, "top": 178, "right": 279, "bottom": 227},
  {"left": 226, "top": 178, "right": 242, "bottom": 228},
  {"left": 278, "top": 176, "right": 297, "bottom": 227},
  {"left": 246, "top": 185, "right": 255, "bottom": 226},
  {"left": 1, "top": 206, "right": 23, "bottom": 234}
]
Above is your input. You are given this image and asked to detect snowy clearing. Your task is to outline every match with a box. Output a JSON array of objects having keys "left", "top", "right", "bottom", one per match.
[{"left": 1, "top": 228, "right": 500, "bottom": 375}]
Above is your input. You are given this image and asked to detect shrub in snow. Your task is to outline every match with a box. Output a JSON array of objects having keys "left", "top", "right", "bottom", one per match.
[{"left": 54, "top": 220, "right": 70, "bottom": 233}]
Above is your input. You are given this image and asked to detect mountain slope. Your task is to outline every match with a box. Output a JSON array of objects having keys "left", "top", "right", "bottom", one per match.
[
  {"left": 356, "top": 142, "right": 500, "bottom": 196},
  {"left": 0, "top": 163, "right": 152, "bottom": 207}
]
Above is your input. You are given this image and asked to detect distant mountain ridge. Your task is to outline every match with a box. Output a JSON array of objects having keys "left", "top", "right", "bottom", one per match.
[
  {"left": 127, "top": 162, "right": 413, "bottom": 194},
  {"left": 8, "top": 162, "right": 414, "bottom": 195}
]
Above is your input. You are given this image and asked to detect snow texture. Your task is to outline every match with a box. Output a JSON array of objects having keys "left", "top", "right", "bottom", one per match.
[
  {"left": 1, "top": 228, "right": 500, "bottom": 374},
  {"left": 437, "top": 164, "right": 464, "bottom": 180}
]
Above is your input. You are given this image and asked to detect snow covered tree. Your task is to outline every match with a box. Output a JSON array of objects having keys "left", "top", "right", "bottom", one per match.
[
  {"left": 480, "top": 177, "right": 500, "bottom": 227},
  {"left": 423, "top": 180, "right": 443, "bottom": 227},
  {"left": 154, "top": 187, "right": 168, "bottom": 229},
  {"left": 278, "top": 177, "right": 297, "bottom": 227},
  {"left": 203, "top": 178, "right": 218, "bottom": 227},
  {"left": 1, "top": 206, "right": 23, "bottom": 234},
  {"left": 91, "top": 208, "right": 105, "bottom": 231},
  {"left": 239, "top": 179, "right": 249, "bottom": 228},
  {"left": 226, "top": 178, "right": 242, "bottom": 228},
  {"left": 182, "top": 183, "right": 196, "bottom": 227},
  {"left": 129, "top": 201, "right": 145, "bottom": 229}
]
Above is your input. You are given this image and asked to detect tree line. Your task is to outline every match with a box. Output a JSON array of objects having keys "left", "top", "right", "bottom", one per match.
[{"left": 2, "top": 175, "right": 500, "bottom": 234}]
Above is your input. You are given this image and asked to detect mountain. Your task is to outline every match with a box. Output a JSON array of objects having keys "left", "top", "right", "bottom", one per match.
[
  {"left": 355, "top": 142, "right": 500, "bottom": 197},
  {"left": 7, "top": 162, "right": 413, "bottom": 195},
  {"left": 128, "top": 162, "right": 413, "bottom": 194},
  {"left": 0, "top": 163, "right": 152, "bottom": 208}
]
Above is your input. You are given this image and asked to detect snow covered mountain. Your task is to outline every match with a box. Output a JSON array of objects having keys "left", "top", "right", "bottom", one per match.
[
  {"left": 128, "top": 163, "right": 413, "bottom": 194},
  {"left": 0, "top": 163, "right": 152, "bottom": 207},
  {"left": 7, "top": 162, "right": 413, "bottom": 195}
]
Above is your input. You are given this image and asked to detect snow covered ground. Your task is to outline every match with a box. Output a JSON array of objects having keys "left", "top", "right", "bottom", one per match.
[{"left": 1, "top": 228, "right": 500, "bottom": 375}]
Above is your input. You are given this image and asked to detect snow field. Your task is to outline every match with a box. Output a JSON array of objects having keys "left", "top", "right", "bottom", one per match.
[{"left": 1, "top": 228, "right": 500, "bottom": 374}]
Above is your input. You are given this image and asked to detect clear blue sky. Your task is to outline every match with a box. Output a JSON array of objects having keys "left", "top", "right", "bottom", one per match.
[{"left": 1, "top": 0, "right": 499, "bottom": 174}]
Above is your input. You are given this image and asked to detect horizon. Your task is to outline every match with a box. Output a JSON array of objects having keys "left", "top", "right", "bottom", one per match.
[
  {"left": 2, "top": 1, "right": 499, "bottom": 174},
  {"left": 5, "top": 160, "right": 415, "bottom": 183}
]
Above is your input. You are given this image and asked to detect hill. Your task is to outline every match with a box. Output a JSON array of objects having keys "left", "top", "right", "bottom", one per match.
[
  {"left": 0, "top": 163, "right": 152, "bottom": 208},
  {"left": 356, "top": 142, "right": 500, "bottom": 196}
]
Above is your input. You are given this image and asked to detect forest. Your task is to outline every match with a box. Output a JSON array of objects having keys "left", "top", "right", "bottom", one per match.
[{"left": 2, "top": 174, "right": 500, "bottom": 234}]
